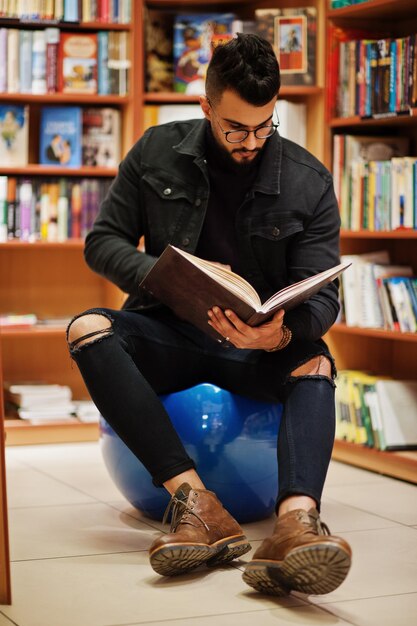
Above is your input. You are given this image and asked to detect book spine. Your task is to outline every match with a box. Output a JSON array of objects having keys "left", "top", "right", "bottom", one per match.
[
  {"left": 7, "top": 29, "right": 19, "bottom": 93},
  {"left": 71, "top": 182, "right": 82, "bottom": 238},
  {"left": 97, "top": 31, "right": 110, "bottom": 95},
  {"left": 389, "top": 39, "right": 397, "bottom": 113},
  {"left": 39, "top": 183, "right": 50, "bottom": 241},
  {"left": 6, "top": 177, "right": 17, "bottom": 240},
  {"left": 0, "top": 176, "right": 7, "bottom": 242},
  {"left": 0, "top": 28, "right": 7, "bottom": 92},
  {"left": 45, "top": 28, "right": 60, "bottom": 94},
  {"left": 54, "top": 0, "right": 64, "bottom": 20},
  {"left": 19, "top": 30, "right": 33, "bottom": 94},
  {"left": 64, "top": 0, "right": 79, "bottom": 21},
  {"left": 32, "top": 30, "right": 47, "bottom": 94},
  {"left": 57, "top": 178, "right": 69, "bottom": 241},
  {"left": 19, "top": 179, "right": 33, "bottom": 241}
]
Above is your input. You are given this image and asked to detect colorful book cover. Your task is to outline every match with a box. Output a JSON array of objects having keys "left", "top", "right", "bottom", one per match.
[
  {"left": 82, "top": 107, "right": 121, "bottom": 168},
  {"left": 0, "top": 105, "right": 29, "bottom": 166},
  {"left": 59, "top": 32, "right": 97, "bottom": 94},
  {"left": 274, "top": 7, "right": 317, "bottom": 86},
  {"left": 255, "top": 7, "right": 316, "bottom": 86},
  {"left": 39, "top": 106, "right": 82, "bottom": 167},
  {"left": 145, "top": 8, "right": 174, "bottom": 93},
  {"left": 173, "top": 13, "right": 235, "bottom": 94}
]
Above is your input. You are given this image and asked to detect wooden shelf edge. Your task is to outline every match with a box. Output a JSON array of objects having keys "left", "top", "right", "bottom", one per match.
[
  {"left": 144, "top": 86, "right": 323, "bottom": 104},
  {"left": 0, "top": 19, "right": 131, "bottom": 30},
  {"left": 328, "top": 323, "right": 417, "bottom": 342},
  {"left": 0, "top": 93, "right": 130, "bottom": 104},
  {"left": 328, "top": 0, "right": 415, "bottom": 21},
  {"left": 332, "top": 440, "right": 417, "bottom": 483},
  {"left": 0, "top": 239, "right": 84, "bottom": 248},
  {"left": 330, "top": 109, "right": 417, "bottom": 128},
  {"left": 0, "top": 326, "right": 67, "bottom": 338},
  {"left": 340, "top": 229, "right": 417, "bottom": 239},
  {"left": 0, "top": 165, "right": 118, "bottom": 177},
  {"left": 4, "top": 420, "right": 99, "bottom": 446}
]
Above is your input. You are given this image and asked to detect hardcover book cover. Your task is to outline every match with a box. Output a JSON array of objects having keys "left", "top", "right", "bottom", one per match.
[
  {"left": 0, "top": 105, "right": 29, "bottom": 166},
  {"left": 59, "top": 32, "right": 97, "bottom": 94},
  {"left": 82, "top": 107, "right": 121, "bottom": 168},
  {"left": 39, "top": 106, "right": 82, "bottom": 167},
  {"left": 173, "top": 13, "right": 235, "bottom": 94}
]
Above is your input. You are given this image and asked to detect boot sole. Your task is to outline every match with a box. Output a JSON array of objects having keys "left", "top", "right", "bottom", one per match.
[
  {"left": 242, "top": 543, "right": 351, "bottom": 596},
  {"left": 150, "top": 536, "right": 251, "bottom": 576}
]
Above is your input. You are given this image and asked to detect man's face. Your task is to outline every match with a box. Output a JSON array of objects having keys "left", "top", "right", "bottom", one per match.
[{"left": 200, "top": 89, "right": 277, "bottom": 168}]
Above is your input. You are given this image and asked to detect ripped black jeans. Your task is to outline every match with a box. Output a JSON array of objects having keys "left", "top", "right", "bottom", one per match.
[{"left": 67, "top": 306, "right": 337, "bottom": 511}]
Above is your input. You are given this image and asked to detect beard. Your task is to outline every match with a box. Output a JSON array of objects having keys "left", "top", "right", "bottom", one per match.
[{"left": 208, "top": 125, "right": 266, "bottom": 175}]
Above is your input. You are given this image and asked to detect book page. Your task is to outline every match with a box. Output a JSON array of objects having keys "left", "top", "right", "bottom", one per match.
[
  {"left": 173, "top": 246, "right": 262, "bottom": 308},
  {"left": 259, "top": 262, "right": 350, "bottom": 313}
]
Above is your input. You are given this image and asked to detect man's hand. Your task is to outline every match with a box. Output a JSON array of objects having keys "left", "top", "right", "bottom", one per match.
[{"left": 208, "top": 307, "right": 285, "bottom": 351}]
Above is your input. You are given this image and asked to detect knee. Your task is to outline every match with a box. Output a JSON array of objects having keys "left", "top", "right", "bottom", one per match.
[
  {"left": 67, "top": 312, "right": 113, "bottom": 351},
  {"left": 290, "top": 355, "right": 333, "bottom": 380}
]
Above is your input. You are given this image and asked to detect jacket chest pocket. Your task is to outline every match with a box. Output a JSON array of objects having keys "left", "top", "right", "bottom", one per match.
[
  {"left": 142, "top": 172, "right": 196, "bottom": 244},
  {"left": 250, "top": 217, "right": 304, "bottom": 242},
  {"left": 250, "top": 217, "right": 305, "bottom": 288}
]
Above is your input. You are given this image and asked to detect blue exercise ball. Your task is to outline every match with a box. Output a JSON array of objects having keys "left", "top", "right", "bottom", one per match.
[{"left": 100, "top": 383, "right": 282, "bottom": 523}]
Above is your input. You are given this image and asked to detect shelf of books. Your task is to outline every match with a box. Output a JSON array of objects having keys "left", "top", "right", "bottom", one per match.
[
  {"left": 0, "top": 1, "right": 134, "bottom": 444},
  {"left": 142, "top": 0, "right": 327, "bottom": 160},
  {"left": 326, "top": 0, "right": 417, "bottom": 481}
]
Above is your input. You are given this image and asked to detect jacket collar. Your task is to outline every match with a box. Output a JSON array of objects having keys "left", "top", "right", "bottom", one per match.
[{"left": 173, "top": 119, "right": 282, "bottom": 196}]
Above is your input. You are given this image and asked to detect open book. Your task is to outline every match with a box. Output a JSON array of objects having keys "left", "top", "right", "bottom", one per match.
[{"left": 140, "top": 245, "right": 350, "bottom": 341}]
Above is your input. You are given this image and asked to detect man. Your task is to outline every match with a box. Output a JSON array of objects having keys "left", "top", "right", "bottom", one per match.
[{"left": 67, "top": 34, "right": 351, "bottom": 596}]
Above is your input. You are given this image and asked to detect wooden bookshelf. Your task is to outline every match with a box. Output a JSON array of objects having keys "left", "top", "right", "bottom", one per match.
[
  {"left": 0, "top": 12, "right": 138, "bottom": 444},
  {"left": 326, "top": 0, "right": 417, "bottom": 481},
  {"left": 141, "top": 0, "right": 327, "bottom": 162}
]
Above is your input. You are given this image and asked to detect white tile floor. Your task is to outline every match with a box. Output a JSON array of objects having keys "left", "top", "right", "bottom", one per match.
[{"left": 1, "top": 442, "right": 417, "bottom": 626}]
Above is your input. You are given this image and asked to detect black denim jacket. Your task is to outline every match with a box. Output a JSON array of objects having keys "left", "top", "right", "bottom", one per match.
[{"left": 84, "top": 119, "right": 341, "bottom": 341}]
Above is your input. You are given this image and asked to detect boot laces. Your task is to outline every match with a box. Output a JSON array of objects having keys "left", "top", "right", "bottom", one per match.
[
  {"left": 162, "top": 494, "right": 210, "bottom": 533},
  {"left": 308, "top": 510, "right": 331, "bottom": 536}
]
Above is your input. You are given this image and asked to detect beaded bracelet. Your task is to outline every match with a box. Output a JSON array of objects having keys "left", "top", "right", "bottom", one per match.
[{"left": 266, "top": 324, "right": 292, "bottom": 352}]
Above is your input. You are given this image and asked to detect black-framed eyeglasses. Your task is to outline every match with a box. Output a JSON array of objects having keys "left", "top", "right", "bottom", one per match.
[{"left": 208, "top": 100, "right": 279, "bottom": 144}]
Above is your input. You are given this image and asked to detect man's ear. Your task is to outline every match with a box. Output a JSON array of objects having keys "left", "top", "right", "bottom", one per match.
[{"left": 199, "top": 95, "right": 211, "bottom": 121}]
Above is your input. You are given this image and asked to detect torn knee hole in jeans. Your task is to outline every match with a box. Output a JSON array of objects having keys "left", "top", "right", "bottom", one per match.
[
  {"left": 286, "top": 373, "right": 336, "bottom": 388},
  {"left": 67, "top": 311, "right": 114, "bottom": 354},
  {"left": 284, "top": 354, "right": 336, "bottom": 388}
]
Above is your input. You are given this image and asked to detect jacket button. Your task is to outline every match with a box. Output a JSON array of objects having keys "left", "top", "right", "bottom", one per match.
[
  {"left": 182, "top": 237, "right": 190, "bottom": 246},
  {"left": 272, "top": 227, "right": 280, "bottom": 237},
  {"left": 163, "top": 188, "right": 172, "bottom": 195},
  {"left": 195, "top": 198, "right": 202, "bottom": 207}
]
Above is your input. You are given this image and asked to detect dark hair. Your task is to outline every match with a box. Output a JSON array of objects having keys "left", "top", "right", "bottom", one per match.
[{"left": 205, "top": 33, "right": 280, "bottom": 106}]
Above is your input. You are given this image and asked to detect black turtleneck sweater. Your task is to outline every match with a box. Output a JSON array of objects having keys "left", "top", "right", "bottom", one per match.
[{"left": 194, "top": 126, "right": 262, "bottom": 276}]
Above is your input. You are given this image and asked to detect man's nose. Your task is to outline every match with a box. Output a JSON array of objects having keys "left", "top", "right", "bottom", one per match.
[{"left": 241, "top": 131, "right": 258, "bottom": 150}]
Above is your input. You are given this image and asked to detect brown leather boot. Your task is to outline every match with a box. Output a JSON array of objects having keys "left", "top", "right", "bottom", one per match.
[
  {"left": 242, "top": 508, "right": 352, "bottom": 596},
  {"left": 149, "top": 483, "right": 251, "bottom": 576}
]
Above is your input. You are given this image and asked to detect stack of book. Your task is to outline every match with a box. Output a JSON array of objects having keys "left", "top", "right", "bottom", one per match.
[
  {"left": 335, "top": 370, "right": 417, "bottom": 451},
  {"left": 332, "top": 134, "right": 417, "bottom": 231},
  {"left": 0, "top": 29, "right": 130, "bottom": 96},
  {"left": 145, "top": 7, "right": 318, "bottom": 93},
  {"left": 0, "top": 175, "right": 112, "bottom": 242},
  {"left": 339, "top": 250, "right": 417, "bottom": 332},
  {"left": 333, "top": 32, "right": 417, "bottom": 118},
  {"left": 4, "top": 383, "right": 77, "bottom": 423},
  {"left": 0, "top": 1, "right": 131, "bottom": 22},
  {"left": 0, "top": 105, "right": 121, "bottom": 169}
]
